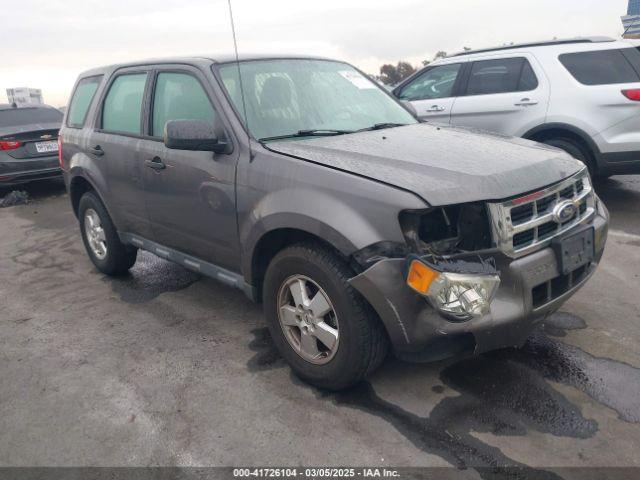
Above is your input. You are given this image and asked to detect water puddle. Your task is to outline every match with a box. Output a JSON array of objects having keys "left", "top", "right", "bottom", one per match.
[
  {"left": 247, "top": 311, "right": 640, "bottom": 475},
  {"left": 106, "top": 251, "right": 200, "bottom": 304}
]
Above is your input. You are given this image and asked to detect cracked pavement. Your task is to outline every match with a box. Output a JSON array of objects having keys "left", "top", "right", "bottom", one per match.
[{"left": 0, "top": 177, "right": 639, "bottom": 476}]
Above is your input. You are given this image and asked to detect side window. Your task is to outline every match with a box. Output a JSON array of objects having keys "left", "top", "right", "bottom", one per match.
[
  {"left": 559, "top": 49, "right": 640, "bottom": 86},
  {"left": 466, "top": 58, "right": 537, "bottom": 96},
  {"left": 102, "top": 73, "right": 148, "bottom": 135},
  {"left": 67, "top": 76, "right": 102, "bottom": 128},
  {"left": 518, "top": 60, "right": 539, "bottom": 91},
  {"left": 398, "top": 64, "right": 462, "bottom": 101},
  {"left": 152, "top": 72, "right": 216, "bottom": 137}
]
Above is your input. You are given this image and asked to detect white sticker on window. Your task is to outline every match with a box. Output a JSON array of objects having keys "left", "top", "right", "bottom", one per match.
[{"left": 339, "top": 70, "right": 377, "bottom": 89}]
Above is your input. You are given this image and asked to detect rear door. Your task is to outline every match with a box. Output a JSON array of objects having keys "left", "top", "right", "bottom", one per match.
[
  {"left": 450, "top": 54, "right": 549, "bottom": 136},
  {"left": 394, "top": 62, "right": 465, "bottom": 123},
  {"left": 91, "top": 68, "right": 154, "bottom": 238},
  {"left": 138, "top": 66, "right": 240, "bottom": 270}
]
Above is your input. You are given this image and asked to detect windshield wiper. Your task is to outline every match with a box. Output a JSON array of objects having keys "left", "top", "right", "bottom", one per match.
[
  {"left": 357, "top": 123, "right": 409, "bottom": 132},
  {"left": 259, "top": 129, "right": 354, "bottom": 142}
]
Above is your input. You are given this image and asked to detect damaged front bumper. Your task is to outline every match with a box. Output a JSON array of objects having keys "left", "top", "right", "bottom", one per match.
[{"left": 349, "top": 200, "right": 609, "bottom": 363}]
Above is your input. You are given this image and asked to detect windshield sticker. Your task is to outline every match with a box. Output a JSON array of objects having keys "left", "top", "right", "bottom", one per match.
[{"left": 339, "top": 70, "right": 377, "bottom": 89}]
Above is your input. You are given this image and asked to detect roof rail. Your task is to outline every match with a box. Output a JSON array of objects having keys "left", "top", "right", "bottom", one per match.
[{"left": 450, "top": 36, "right": 616, "bottom": 57}]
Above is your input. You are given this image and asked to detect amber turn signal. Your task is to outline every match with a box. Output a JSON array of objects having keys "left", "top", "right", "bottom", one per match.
[{"left": 406, "top": 260, "right": 439, "bottom": 295}]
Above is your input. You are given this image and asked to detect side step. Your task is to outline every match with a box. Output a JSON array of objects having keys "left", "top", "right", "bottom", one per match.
[{"left": 119, "top": 232, "right": 258, "bottom": 302}]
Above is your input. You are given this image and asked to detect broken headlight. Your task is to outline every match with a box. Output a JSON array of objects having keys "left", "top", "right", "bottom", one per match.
[
  {"left": 399, "top": 203, "right": 492, "bottom": 256},
  {"left": 406, "top": 259, "right": 500, "bottom": 321}
]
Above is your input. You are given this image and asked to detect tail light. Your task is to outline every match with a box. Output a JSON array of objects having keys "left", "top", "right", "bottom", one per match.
[
  {"left": 0, "top": 140, "right": 22, "bottom": 151},
  {"left": 622, "top": 89, "right": 640, "bottom": 101},
  {"left": 58, "top": 137, "right": 64, "bottom": 169}
]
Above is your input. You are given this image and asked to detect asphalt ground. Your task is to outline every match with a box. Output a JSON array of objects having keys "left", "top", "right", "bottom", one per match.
[{"left": 0, "top": 176, "right": 639, "bottom": 478}]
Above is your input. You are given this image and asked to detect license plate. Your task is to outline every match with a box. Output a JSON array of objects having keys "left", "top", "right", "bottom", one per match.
[
  {"left": 555, "top": 228, "right": 595, "bottom": 275},
  {"left": 35, "top": 140, "right": 58, "bottom": 153}
]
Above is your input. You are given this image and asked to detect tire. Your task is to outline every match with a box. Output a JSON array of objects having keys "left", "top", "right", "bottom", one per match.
[
  {"left": 541, "top": 138, "right": 599, "bottom": 178},
  {"left": 78, "top": 191, "right": 137, "bottom": 276},
  {"left": 263, "top": 242, "right": 388, "bottom": 391}
]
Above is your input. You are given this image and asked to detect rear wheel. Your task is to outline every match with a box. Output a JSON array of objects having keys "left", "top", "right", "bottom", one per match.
[
  {"left": 541, "top": 138, "right": 600, "bottom": 178},
  {"left": 79, "top": 192, "right": 137, "bottom": 276},
  {"left": 263, "top": 243, "right": 388, "bottom": 391}
]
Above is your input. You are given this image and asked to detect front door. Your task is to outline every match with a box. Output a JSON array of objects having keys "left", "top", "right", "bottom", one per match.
[
  {"left": 395, "top": 63, "right": 465, "bottom": 123},
  {"left": 140, "top": 67, "right": 240, "bottom": 271}
]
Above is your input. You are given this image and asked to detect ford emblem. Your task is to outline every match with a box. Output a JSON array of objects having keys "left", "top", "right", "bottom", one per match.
[{"left": 552, "top": 200, "right": 577, "bottom": 224}]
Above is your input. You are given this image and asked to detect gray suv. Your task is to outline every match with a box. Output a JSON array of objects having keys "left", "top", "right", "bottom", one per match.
[{"left": 60, "top": 55, "right": 609, "bottom": 390}]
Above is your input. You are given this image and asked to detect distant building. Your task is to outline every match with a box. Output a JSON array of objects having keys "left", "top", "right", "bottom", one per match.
[
  {"left": 6, "top": 87, "right": 44, "bottom": 106},
  {"left": 622, "top": 0, "right": 640, "bottom": 37}
]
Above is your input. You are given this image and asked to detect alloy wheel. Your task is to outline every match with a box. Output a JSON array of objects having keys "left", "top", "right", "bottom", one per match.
[
  {"left": 84, "top": 208, "right": 107, "bottom": 260},
  {"left": 277, "top": 275, "right": 340, "bottom": 365}
]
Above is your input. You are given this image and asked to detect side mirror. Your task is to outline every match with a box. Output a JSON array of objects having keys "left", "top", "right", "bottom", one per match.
[{"left": 164, "top": 119, "right": 229, "bottom": 154}]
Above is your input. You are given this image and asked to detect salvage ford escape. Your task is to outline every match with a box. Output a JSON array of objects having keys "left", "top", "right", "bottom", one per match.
[{"left": 60, "top": 56, "right": 609, "bottom": 390}]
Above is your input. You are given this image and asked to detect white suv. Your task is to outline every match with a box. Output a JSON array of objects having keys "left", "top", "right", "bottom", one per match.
[{"left": 394, "top": 37, "right": 640, "bottom": 177}]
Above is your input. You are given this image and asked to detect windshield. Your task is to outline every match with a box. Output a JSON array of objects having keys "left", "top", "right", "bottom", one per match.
[
  {"left": 217, "top": 59, "right": 416, "bottom": 141},
  {"left": 0, "top": 107, "right": 63, "bottom": 129}
]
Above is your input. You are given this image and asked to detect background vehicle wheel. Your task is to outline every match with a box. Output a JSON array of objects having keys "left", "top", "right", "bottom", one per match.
[
  {"left": 263, "top": 242, "right": 388, "bottom": 391},
  {"left": 78, "top": 192, "right": 137, "bottom": 276},
  {"left": 541, "top": 138, "right": 601, "bottom": 178}
]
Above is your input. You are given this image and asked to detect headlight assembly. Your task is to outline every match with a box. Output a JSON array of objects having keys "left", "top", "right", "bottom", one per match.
[{"left": 406, "top": 259, "right": 500, "bottom": 321}]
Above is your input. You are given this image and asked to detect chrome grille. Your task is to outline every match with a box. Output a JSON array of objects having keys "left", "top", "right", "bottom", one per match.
[{"left": 487, "top": 169, "right": 596, "bottom": 258}]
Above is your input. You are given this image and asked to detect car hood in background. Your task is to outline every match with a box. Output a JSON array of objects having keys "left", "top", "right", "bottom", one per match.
[{"left": 266, "top": 123, "right": 583, "bottom": 206}]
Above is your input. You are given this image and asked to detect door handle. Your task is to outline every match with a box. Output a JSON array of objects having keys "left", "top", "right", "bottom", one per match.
[
  {"left": 426, "top": 105, "right": 446, "bottom": 112},
  {"left": 515, "top": 98, "right": 539, "bottom": 107},
  {"left": 89, "top": 145, "right": 104, "bottom": 156},
  {"left": 145, "top": 156, "right": 166, "bottom": 170}
]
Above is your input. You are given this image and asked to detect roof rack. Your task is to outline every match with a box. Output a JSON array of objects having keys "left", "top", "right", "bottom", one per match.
[{"left": 450, "top": 36, "right": 616, "bottom": 57}]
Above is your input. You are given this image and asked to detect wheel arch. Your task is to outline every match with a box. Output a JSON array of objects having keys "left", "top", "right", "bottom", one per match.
[
  {"left": 68, "top": 171, "right": 123, "bottom": 233},
  {"left": 69, "top": 175, "right": 97, "bottom": 218},
  {"left": 523, "top": 123, "right": 602, "bottom": 171},
  {"left": 245, "top": 221, "right": 359, "bottom": 299}
]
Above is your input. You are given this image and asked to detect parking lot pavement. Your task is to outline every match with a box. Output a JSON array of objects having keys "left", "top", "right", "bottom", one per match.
[{"left": 0, "top": 177, "right": 639, "bottom": 474}]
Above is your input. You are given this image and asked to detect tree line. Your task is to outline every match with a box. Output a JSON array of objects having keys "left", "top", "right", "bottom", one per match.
[{"left": 376, "top": 48, "right": 471, "bottom": 85}]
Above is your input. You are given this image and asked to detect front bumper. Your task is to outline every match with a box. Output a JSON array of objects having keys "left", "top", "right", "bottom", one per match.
[{"left": 349, "top": 200, "right": 609, "bottom": 362}]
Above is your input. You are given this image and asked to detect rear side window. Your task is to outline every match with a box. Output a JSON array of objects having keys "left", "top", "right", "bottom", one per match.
[
  {"left": 102, "top": 73, "right": 148, "bottom": 135},
  {"left": 0, "top": 108, "right": 62, "bottom": 128},
  {"left": 465, "top": 57, "right": 538, "bottom": 96},
  {"left": 519, "top": 61, "right": 539, "bottom": 91},
  {"left": 67, "top": 76, "right": 102, "bottom": 128},
  {"left": 559, "top": 49, "right": 640, "bottom": 85},
  {"left": 152, "top": 72, "right": 216, "bottom": 137}
]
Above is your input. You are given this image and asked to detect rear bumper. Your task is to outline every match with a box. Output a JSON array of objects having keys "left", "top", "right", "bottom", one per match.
[
  {"left": 0, "top": 155, "right": 61, "bottom": 185},
  {"left": 349, "top": 200, "right": 609, "bottom": 362},
  {"left": 597, "top": 150, "right": 640, "bottom": 176}
]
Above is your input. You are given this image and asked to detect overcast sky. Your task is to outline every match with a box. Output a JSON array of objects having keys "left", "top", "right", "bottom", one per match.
[{"left": 0, "top": 0, "right": 630, "bottom": 106}]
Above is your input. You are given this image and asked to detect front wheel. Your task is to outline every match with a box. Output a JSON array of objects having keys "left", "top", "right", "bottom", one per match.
[{"left": 262, "top": 243, "right": 388, "bottom": 391}]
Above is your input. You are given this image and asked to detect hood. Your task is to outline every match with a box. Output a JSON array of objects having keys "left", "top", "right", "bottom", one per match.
[{"left": 266, "top": 123, "right": 583, "bottom": 206}]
